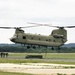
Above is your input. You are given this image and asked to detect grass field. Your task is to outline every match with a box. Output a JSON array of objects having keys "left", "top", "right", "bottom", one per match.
[
  {"left": 0, "top": 53, "right": 75, "bottom": 64},
  {"left": 0, "top": 71, "right": 34, "bottom": 75},
  {"left": 0, "top": 71, "right": 69, "bottom": 75}
]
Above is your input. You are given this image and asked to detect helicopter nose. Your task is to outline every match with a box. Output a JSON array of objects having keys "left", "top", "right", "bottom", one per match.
[{"left": 10, "top": 38, "right": 15, "bottom": 42}]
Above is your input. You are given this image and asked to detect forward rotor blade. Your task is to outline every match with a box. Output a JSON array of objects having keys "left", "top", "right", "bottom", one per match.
[
  {"left": 20, "top": 25, "right": 43, "bottom": 28},
  {"left": 0, "top": 25, "right": 43, "bottom": 29},
  {"left": 0, "top": 27, "right": 16, "bottom": 29}
]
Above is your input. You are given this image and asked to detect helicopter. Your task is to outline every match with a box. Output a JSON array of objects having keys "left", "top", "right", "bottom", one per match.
[{"left": 0, "top": 23, "right": 75, "bottom": 50}]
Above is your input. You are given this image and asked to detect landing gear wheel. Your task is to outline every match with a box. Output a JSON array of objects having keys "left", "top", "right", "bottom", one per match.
[
  {"left": 58, "top": 47, "right": 61, "bottom": 50},
  {"left": 27, "top": 46, "right": 30, "bottom": 49}
]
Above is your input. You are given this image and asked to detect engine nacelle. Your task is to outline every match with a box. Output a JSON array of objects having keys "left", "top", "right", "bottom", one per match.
[{"left": 53, "top": 34, "right": 64, "bottom": 38}]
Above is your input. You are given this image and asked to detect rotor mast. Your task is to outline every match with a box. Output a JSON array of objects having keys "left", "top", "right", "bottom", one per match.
[{"left": 15, "top": 28, "right": 24, "bottom": 34}]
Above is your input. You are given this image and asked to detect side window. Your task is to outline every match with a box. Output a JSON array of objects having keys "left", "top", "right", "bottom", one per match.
[
  {"left": 39, "top": 38, "right": 41, "bottom": 40},
  {"left": 49, "top": 39, "right": 51, "bottom": 41},
  {"left": 46, "top": 39, "right": 48, "bottom": 41},
  {"left": 53, "top": 40, "right": 55, "bottom": 42},
  {"left": 23, "top": 36, "right": 26, "bottom": 39},
  {"left": 17, "top": 35, "right": 18, "bottom": 37},
  {"left": 31, "top": 37, "right": 33, "bottom": 40}
]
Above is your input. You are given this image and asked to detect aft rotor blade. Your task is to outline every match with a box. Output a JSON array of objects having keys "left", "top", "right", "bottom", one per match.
[
  {"left": 64, "top": 26, "right": 75, "bottom": 28},
  {"left": 28, "top": 22, "right": 59, "bottom": 28},
  {"left": 44, "top": 25, "right": 75, "bottom": 28},
  {"left": 28, "top": 22, "right": 75, "bottom": 28},
  {"left": 28, "top": 22, "right": 52, "bottom": 26}
]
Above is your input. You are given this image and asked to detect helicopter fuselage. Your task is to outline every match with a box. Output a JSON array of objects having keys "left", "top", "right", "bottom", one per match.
[
  {"left": 0, "top": 24, "right": 75, "bottom": 48},
  {"left": 10, "top": 28, "right": 67, "bottom": 47}
]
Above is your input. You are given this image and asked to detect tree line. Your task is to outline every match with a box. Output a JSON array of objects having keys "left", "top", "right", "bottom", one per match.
[{"left": 0, "top": 45, "right": 75, "bottom": 53}]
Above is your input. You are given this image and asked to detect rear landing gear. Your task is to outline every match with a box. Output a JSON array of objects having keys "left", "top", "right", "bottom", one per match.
[
  {"left": 32, "top": 46, "right": 36, "bottom": 49},
  {"left": 51, "top": 47, "right": 61, "bottom": 50},
  {"left": 58, "top": 47, "right": 61, "bottom": 50}
]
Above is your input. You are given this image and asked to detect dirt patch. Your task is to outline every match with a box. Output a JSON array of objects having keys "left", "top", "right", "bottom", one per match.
[{"left": 0, "top": 63, "right": 75, "bottom": 75}]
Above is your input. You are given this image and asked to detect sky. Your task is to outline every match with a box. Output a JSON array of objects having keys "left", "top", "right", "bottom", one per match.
[{"left": 0, "top": 0, "right": 75, "bottom": 44}]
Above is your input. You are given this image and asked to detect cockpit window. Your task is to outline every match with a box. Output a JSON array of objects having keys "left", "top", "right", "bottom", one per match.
[{"left": 13, "top": 35, "right": 18, "bottom": 38}]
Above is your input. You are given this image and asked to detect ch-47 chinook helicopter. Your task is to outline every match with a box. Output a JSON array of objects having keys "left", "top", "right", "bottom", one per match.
[{"left": 0, "top": 23, "right": 75, "bottom": 50}]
